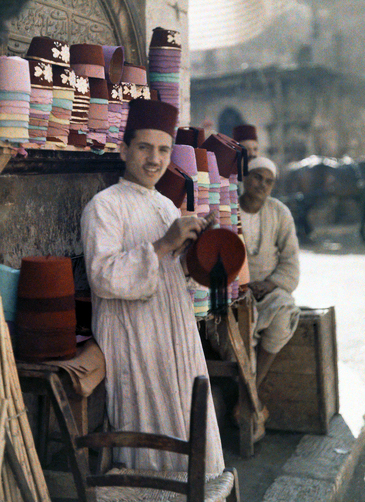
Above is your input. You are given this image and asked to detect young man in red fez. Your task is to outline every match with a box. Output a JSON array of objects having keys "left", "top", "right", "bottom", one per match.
[
  {"left": 81, "top": 99, "right": 224, "bottom": 474},
  {"left": 232, "top": 124, "right": 259, "bottom": 162},
  {"left": 238, "top": 156, "right": 300, "bottom": 440}
]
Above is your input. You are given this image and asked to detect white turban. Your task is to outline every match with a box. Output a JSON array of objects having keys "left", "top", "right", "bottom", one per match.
[{"left": 248, "top": 156, "right": 277, "bottom": 178}]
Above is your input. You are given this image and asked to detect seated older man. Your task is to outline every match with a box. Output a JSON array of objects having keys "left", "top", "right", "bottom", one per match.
[{"left": 239, "top": 156, "right": 301, "bottom": 438}]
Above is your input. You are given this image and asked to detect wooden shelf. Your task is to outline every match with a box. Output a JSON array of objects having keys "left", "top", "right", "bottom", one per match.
[{"left": 0, "top": 141, "right": 124, "bottom": 175}]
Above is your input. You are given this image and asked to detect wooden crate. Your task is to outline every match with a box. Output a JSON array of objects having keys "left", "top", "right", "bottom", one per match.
[{"left": 260, "top": 307, "right": 339, "bottom": 434}]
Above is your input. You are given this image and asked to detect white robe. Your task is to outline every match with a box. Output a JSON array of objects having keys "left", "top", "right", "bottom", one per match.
[
  {"left": 81, "top": 178, "right": 224, "bottom": 474},
  {"left": 240, "top": 197, "right": 301, "bottom": 354}
]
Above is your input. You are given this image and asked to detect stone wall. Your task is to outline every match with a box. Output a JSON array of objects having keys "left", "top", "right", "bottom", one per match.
[{"left": 0, "top": 0, "right": 190, "bottom": 272}]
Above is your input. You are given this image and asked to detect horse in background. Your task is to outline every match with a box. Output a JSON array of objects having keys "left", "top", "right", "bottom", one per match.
[{"left": 277, "top": 155, "right": 365, "bottom": 243}]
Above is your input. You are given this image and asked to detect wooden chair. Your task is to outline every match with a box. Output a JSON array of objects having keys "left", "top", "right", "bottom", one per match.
[{"left": 30, "top": 371, "right": 239, "bottom": 502}]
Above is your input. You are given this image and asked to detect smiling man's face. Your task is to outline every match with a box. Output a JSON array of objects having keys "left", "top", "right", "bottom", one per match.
[{"left": 120, "top": 129, "right": 173, "bottom": 189}]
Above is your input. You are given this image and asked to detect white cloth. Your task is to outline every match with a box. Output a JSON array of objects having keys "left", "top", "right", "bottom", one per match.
[
  {"left": 81, "top": 178, "right": 224, "bottom": 475},
  {"left": 240, "top": 197, "right": 301, "bottom": 353}
]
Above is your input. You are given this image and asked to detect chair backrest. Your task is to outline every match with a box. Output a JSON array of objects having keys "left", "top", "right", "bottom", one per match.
[{"left": 75, "top": 375, "right": 209, "bottom": 502}]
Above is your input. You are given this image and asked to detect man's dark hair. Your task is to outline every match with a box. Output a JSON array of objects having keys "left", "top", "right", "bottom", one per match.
[{"left": 123, "top": 129, "right": 136, "bottom": 146}]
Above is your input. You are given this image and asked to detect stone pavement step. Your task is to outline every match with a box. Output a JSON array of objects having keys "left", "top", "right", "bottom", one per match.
[
  {"left": 223, "top": 414, "right": 365, "bottom": 502},
  {"left": 268, "top": 415, "right": 365, "bottom": 502}
]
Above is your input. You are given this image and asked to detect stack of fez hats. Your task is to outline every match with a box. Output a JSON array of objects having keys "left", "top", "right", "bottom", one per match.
[
  {"left": 103, "top": 46, "right": 124, "bottom": 150},
  {"left": 46, "top": 66, "right": 75, "bottom": 147},
  {"left": 70, "top": 44, "right": 108, "bottom": 151},
  {"left": 68, "top": 74, "right": 90, "bottom": 147},
  {"left": 171, "top": 144, "right": 198, "bottom": 217},
  {"left": 25, "top": 58, "right": 53, "bottom": 145},
  {"left": 16, "top": 256, "right": 77, "bottom": 362},
  {"left": 0, "top": 56, "right": 31, "bottom": 145},
  {"left": 148, "top": 27, "right": 182, "bottom": 119},
  {"left": 25, "top": 37, "right": 73, "bottom": 147},
  {"left": 207, "top": 151, "right": 221, "bottom": 227},
  {"left": 118, "top": 62, "right": 150, "bottom": 143}
]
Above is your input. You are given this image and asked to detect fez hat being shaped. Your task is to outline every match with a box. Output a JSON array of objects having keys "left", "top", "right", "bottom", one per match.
[
  {"left": 201, "top": 134, "right": 248, "bottom": 180},
  {"left": 156, "top": 161, "right": 194, "bottom": 209},
  {"left": 26, "top": 37, "right": 70, "bottom": 67},
  {"left": 102, "top": 46, "right": 125, "bottom": 84},
  {"left": 233, "top": 124, "right": 258, "bottom": 142},
  {"left": 124, "top": 99, "right": 178, "bottom": 138},
  {"left": 176, "top": 126, "right": 205, "bottom": 148},
  {"left": 186, "top": 228, "right": 246, "bottom": 287},
  {"left": 15, "top": 256, "right": 77, "bottom": 362},
  {"left": 70, "top": 44, "right": 105, "bottom": 79}
]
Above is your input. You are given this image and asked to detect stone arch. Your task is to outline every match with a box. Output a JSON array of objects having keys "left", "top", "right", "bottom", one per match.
[
  {"left": 4, "top": 0, "right": 145, "bottom": 65},
  {"left": 218, "top": 107, "right": 244, "bottom": 138}
]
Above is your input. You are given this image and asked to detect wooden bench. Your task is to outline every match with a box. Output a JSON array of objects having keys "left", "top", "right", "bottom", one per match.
[{"left": 200, "top": 293, "right": 259, "bottom": 458}]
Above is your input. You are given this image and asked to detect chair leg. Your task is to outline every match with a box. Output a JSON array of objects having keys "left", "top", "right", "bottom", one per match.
[
  {"left": 224, "top": 467, "right": 240, "bottom": 502},
  {"left": 45, "top": 372, "right": 96, "bottom": 502}
]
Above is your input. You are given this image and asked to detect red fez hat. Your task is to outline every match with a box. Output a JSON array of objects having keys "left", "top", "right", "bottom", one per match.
[
  {"left": 186, "top": 228, "right": 246, "bottom": 314},
  {"left": 186, "top": 228, "right": 245, "bottom": 287},
  {"left": 125, "top": 99, "right": 178, "bottom": 138},
  {"left": 176, "top": 127, "right": 205, "bottom": 148},
  {"left": 233, "top": 124, "right": 258, "bottom": 142},
  {"left": 15, "top": 256, "right": 77, "bottom": 362},
  {"left": 201, "top": 134, "right": 248, "bottom": 180},
  {"left": 156, "top": 162, "right": 194, "bottom": 209}
]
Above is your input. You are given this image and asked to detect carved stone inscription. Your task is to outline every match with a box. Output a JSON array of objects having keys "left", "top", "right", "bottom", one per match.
[{"left": 7, "top": 0, "right": 117, "bottom": 56}]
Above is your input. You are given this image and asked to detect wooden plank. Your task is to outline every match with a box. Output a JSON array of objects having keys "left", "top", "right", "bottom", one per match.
[{"left": 226, "top": 309, "right": 260, "bottom": 416}]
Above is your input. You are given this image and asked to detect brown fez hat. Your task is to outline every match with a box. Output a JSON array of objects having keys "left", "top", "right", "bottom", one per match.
[
  {"left": 176, "top": 126, "right": 206, "bottom": 148},
  {"left": 201, "top": 134, "right": 248, "bottom": 180},
  {"left": 233, "top": 124, "right": 258, "bottom": 142},
  {"left": 124, "top": 98, "right": 178, "bottom": 138},
  {"left": 16, "top": 256, "right": 77, "bottom": 362},
  {"left": 156, "top": 161, "right": 194, "bottom": 209}
]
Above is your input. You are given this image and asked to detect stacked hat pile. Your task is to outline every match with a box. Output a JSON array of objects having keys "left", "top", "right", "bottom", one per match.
[
  {"left": 106, "top": 83, "right": 123, "bottom": 150},
  {"left": 194, "top": 147, "right": 211, "bottom": 317},
  {"left": 68, "top": 74, "right": 90, "bottom": 147},
  {"left": 229, "top": 173, "right": 240, "bottom": 300},
  {"left": 102, "top": 46, "right": 124, "bottom": 151},
  {"left": 70, "top": 44, "right": 109, "bottom": 151},
  {"left": 46, "top": 66, "right": 75, "bottom": 147},
  {"left": 171, "top": 144, "right": 198, "bottom": 217},
  {"left": 26, "top": 59, "right": 53, "bottom": 145},
  {"left": 118, "top": 63, "right": 150, "bottom": 143},
  {"left": 207, "top": 151, "right": 221, "bottom": 227},
  {"left": 16, "top": 256, "right": 77, "bottom": 362},
  {"left": 0, "top": 56, "right": 31, "bottom": 145},
  {"left": 148, "top": 27, "right": 182, "bottom": 121},
  {"left": 25, "top": 37, "right": 73, "bottom": 147}
]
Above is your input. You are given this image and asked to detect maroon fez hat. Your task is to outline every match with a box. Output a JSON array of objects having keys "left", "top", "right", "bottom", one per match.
[
  {"left": 176, "top": 126, "right": 205, "bottom": 148},
  {"left": 233, "top": 124, "right": 258, "bottom": 142},
  {"left": 186, "top": 228, "right": 246, "bottom": 314},
  {"left": 125, "top": 99, "right": 178, "bottom": 138},
  {"left": 156, "top": 162, "right": 194, "bottom": 210},
  {"left": 201, "top": 134, "right": 248, "bottom": 180},
  {"left": 15, "top": 256, "right": 77, "bottom": 362}
]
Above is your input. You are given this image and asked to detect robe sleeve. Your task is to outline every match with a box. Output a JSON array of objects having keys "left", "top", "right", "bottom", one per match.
[
  {"left": 267, "top": 208, "right": 300, "bottom": 293},
  {"left": 81, "top": 197, "right": 160, "bottom": 301}
]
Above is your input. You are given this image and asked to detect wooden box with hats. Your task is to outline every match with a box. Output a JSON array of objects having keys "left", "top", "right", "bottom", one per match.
[{"left": 260, "top": 307, "right": 339, "bottom": 434}]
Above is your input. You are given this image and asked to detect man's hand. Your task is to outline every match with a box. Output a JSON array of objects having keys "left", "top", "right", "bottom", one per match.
[
  {"left": 153, "top": 216, "right": 208, "bottom": 259},
  {"left": 248, "top": 279, "right": 277, "bottom": 301}
]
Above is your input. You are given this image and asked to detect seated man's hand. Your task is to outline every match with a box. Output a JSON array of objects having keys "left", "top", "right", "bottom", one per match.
[{"left": 249, "top": 279, "right": 277, "bottom": 301}]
